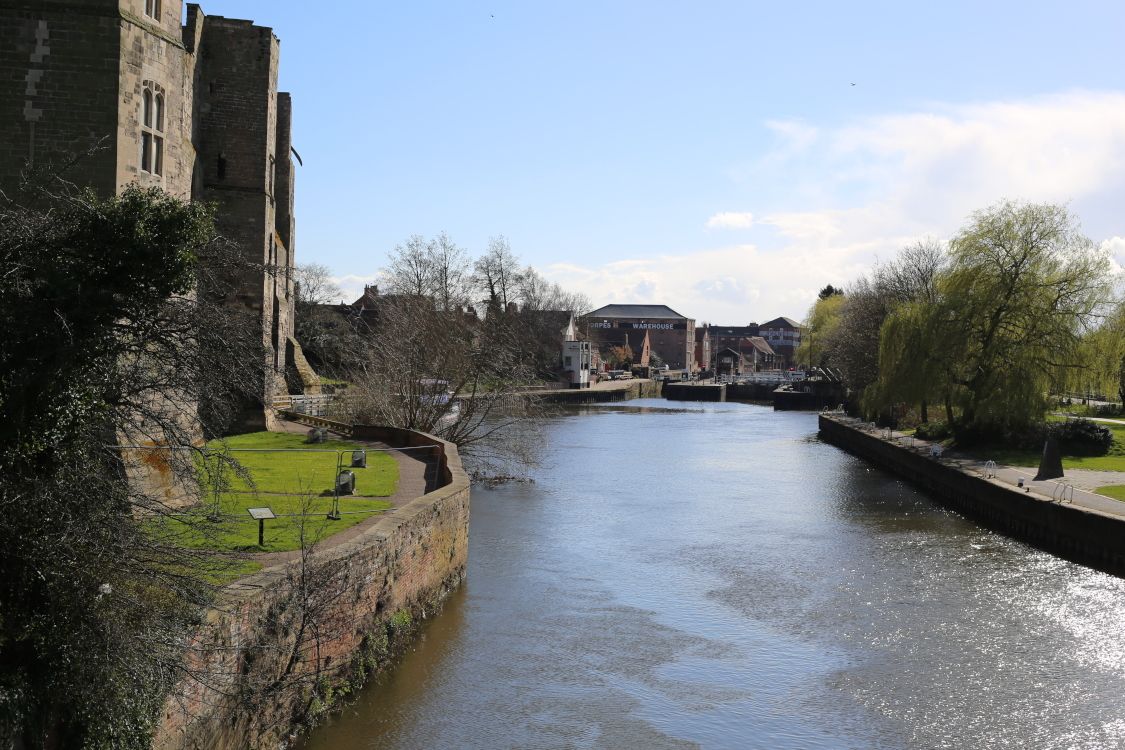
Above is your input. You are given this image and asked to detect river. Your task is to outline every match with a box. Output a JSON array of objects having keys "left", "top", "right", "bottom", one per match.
[{"left": 299, "top": 400, "right": 1125, "bottom": 749}]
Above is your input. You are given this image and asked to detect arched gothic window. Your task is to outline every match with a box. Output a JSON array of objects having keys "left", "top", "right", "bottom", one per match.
[{"left": 140, "top": 81, "right": 165, "bottom": 176}]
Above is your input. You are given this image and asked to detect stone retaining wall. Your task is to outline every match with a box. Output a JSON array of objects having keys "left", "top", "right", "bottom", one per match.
[
  {"left": 540, "top": 378, "right": 661, "bottom": 404},
  {"left": 151, "top": 428, "right": 470, "bottom": 750},
  {"left": 819, "top": 414, "right": 1125, "bottom": 573}
]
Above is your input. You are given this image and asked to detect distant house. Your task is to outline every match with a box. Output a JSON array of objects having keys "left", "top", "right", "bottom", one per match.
[
  {"left": 707, "top": 324, "right": 760, "bottom": 356},
  {"left": 561, "top": 339, "right": 592, "bottom": 388},
  {"left": 743, "top": 336, "right": 776, "bottom": 371},
  {"left": 583, "top": 304, "right": 695, "bottom": 370},
  {"left": 596, "top": 329, "right": 651, "bottom": 370},
  {"left": 714, "top": 347, "right": 742, "bottom": 378},
  {"left": 713, "top": 337, "right": 776, "bottom": 377},
  {"left": 759, "top": 317, "right": 803, "bottom": 367}
]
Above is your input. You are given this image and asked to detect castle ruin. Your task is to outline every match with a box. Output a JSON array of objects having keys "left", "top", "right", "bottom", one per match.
[{"left": 0, "top": 0, "right": 298, "bottom": 427}]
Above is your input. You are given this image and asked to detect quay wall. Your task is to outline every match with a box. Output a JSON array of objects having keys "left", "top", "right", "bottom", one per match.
[
  {"left": 726, "top": 382, "right": 773, "bottom": 401},
  {"left": 540, "top": 378, "right": 661, "bottom": 404},
  {"left": 818, "top": 415, "right": 1125, "bottom": 573},
  {"left": 152, "top": 429, "right": 470, "bottom": 750},
  {"left": 664, "top": 383, "right": 726, "bottom": 402}
]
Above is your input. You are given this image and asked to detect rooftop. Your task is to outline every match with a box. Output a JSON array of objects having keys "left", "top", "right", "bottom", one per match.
[
  {"left": 586, "top": 304, "right": 688, "bottom": 320},
  {"left": 761, "top": 316, "right": 802, "bottom": 329}
]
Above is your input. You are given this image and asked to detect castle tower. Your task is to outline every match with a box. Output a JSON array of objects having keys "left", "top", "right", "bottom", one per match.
[{"left": 0, "top": 1, "right": 298, "bottom": 429}]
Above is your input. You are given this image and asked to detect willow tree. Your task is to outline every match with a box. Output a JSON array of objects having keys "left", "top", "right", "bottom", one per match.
[
  {"left": 871, "top": 295, "right": 963, "bottom": 424},
  {"left": 820, "top": 240, "right": 946, "bottom": 416},
  {"left": 1073, "top": 299, "right": 1125, "bottom": 403},
  {"left": 876, "top": 201, "right": 1112, "bottom": 437}
]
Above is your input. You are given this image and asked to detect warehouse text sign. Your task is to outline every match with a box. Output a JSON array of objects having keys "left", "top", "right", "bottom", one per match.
[{"left": 590, "top": 321, "right": 686, "bottom": 330}]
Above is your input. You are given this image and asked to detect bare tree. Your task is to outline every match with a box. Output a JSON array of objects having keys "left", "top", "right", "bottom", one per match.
[
  {"left": 343, "top": 297, "right": 543, "bottom": 477},
  {"left": 385, "top": 233, "right": 472, "bottom": 311},
  {"left": 875, "top": 238, "right": 946, "bottom": 305},
  {"left": 294, "top": 262, "right": 344, "bottom": 306},
  {"left": 292, "top": 263, "right": 364, "bottom": 376},
  {"left": 384, "top": 234, "right": 434, "bottom": 299},
  {"left": 0, "top": 181, "right": 268, "bottom": 747},
  {"left": 473, "top": 235, "right": 523, "bottom": 310}
]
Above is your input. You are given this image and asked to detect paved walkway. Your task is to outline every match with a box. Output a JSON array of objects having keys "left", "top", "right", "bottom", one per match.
[
  {"left": 836, "top": 417, "right": 1125, "bottom": 520},
  {"left": 1051, "top": 412, "right": 1125, "bottom": 426},
  {"left": 249, "top": 419, "right": 438, "bottom": 567}
]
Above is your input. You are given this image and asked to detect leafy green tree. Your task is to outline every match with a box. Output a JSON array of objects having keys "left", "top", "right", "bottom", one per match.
[
  {"left": 876, "top": 201, "right": 1113, "bottom": 437},
  {"left": 813, "top": 241, "right": 946, "bottom": 419},
  {"left": 1074, "top": 299, "right": 1125, "bottom": 403},
  {"left": 0, "top": 184, "right": 261, "bottom": 747},
  {"left": 872, "top": 296, "right": 961, "bottom": 425},
  {"left": 798, "top": 293, "right": 845, "bottom": 368}
]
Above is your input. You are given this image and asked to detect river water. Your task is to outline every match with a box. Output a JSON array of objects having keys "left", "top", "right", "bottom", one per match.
[{"left": 299, "top": 400, "right": 1125, "bottom": 749}]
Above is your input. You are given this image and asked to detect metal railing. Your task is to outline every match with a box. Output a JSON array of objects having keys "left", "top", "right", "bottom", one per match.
[
  {"left": 273, "top": 394, "right": 338, "bottom": 417},
  {"left": 1052, "top": 481, "right": 1076, "bottom": 505}
]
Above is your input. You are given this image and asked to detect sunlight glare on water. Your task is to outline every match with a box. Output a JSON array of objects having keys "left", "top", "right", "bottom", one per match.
[{"left": 300, "top": 401, "right": 1125, "bottom": 750}]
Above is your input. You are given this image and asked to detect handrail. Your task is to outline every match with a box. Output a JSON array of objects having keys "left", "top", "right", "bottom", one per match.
[{"left": 1051, "top": 482, "right": 1075, "bottom": 505}]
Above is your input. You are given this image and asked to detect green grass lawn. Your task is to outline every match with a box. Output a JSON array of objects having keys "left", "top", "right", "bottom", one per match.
[
  {"left": 148, "top": 431, "right": 399, "bottom": 555},
  {"left": 1096, "top": 485, "right": 1125, "bottom": 502},
  {"left": 205, "top": 431, "right": 398, "bottom": 497},
  {"left": 964, "top": 421, "right": 1125, "bottom": 472}
]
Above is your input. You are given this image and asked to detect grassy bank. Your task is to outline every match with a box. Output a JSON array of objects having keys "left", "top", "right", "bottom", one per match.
[
  {"left": 150, "top": 432, "right": 399, "bottom": 555},
  {"left": 1097, "top": 486, "right": 1125, "bottom": 502},
  {"left": 964, "top": 421, "right": 1125, "bottom": 472}
]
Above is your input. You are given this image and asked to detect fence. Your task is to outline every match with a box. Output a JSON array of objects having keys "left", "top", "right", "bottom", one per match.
[{"left": 272, "top": 394, "right": 337, "bottom": 417}]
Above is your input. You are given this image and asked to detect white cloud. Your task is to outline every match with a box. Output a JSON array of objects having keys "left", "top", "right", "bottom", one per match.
[
  {"left": 546, "top": 243, "right": 869, "bottom": 325},
  {"left": 826, "top": 92, "right": 1125, "bottom": 224},
  {"left": 764, "top": 119, "right": 818, "bottom": 156},
  {"left": 1102, "top": 237, "right": 1125, "bottom": 276},
  {"left": 705, "top": 211, "right": 755, "bottom": 229},
  {"left": 547, "top": 90, "right": 1125, "bottom": 322},
  {"left": 1102, "top": 236, "right": 1125, "bottom": 259}
]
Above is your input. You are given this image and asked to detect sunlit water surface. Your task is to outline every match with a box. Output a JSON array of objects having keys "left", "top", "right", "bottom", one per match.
[{"left": 299, "top": 401, "right": 1125, "bottom": 750}]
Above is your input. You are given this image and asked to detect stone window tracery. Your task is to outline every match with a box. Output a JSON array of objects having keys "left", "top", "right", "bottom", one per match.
[
  {"left": 144, "top": 0, "right": 162, "bottom": 21},
  {"left": 140, "top": 81, "right": 165, "bottom": 177}
]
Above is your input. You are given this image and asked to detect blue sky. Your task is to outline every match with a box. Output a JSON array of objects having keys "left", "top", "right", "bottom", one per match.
[{"left": 206, "top": 1, "right": 1125, "bottom": 322}]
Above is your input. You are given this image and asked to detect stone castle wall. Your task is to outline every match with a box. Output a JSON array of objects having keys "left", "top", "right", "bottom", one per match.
[
  {"left": 0, "top": 1, "right": 298, "bottom": 422},
  {"left": 0, "top": 1, "right": 122, "bottom": 196}
]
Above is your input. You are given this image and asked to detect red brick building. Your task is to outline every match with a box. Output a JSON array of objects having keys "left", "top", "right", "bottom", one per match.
[{"left": 582, "top": 304, "right": 696, "bottom": 371}]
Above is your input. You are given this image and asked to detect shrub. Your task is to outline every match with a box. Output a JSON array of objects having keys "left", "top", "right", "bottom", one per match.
[
  {"left": 1051, "top": 419, "right": 1113, "bottom": 456},
  {"left": 953, "top": 421, "right": 1046, "bottom": 450},
  {"left": 915, "top": 421, "right": 951, "bottom": 441}
]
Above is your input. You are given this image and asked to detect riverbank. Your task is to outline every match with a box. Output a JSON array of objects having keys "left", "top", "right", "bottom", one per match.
[
  {"left": 819, "top": 414, "right": 1125, "bottom": 574},
  {"left": 152, "top": 427, "right": 469, "bottom": 750},
  {"left": 299, "top": 403, "right": 1125, "bottom": 750},
  {"left": 536, "top": 378, "right": 661, "bottom": 403}
]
